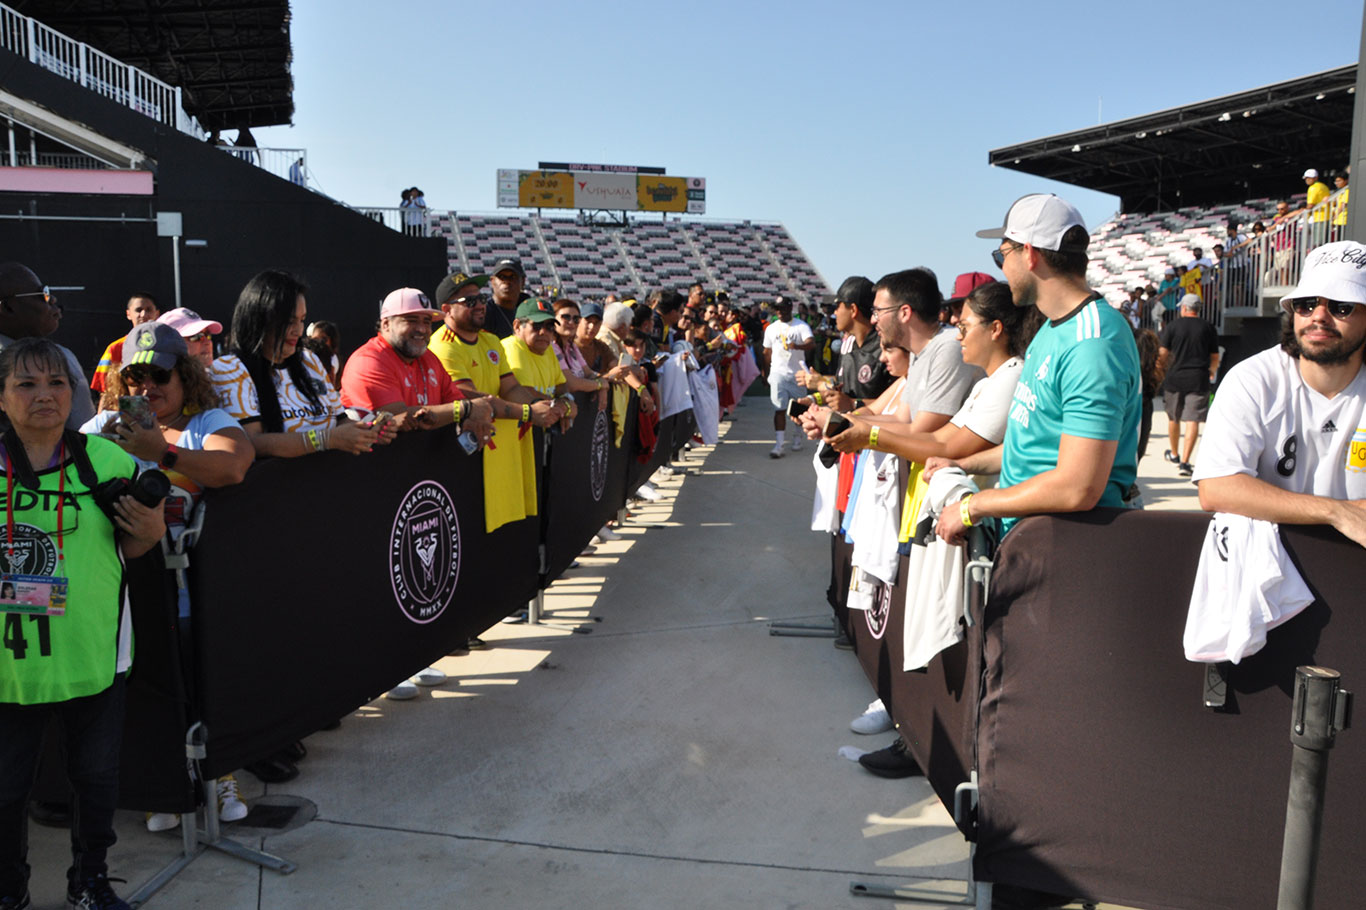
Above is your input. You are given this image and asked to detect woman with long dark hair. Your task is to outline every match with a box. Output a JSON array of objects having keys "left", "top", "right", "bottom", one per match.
[{"left": 211, "top": 270, "right": 385, "bottom": 457}]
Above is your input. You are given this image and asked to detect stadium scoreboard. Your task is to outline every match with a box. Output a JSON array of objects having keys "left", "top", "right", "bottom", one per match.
[{"left": 497, "top": 162, "right": 705, "bottom": 214}]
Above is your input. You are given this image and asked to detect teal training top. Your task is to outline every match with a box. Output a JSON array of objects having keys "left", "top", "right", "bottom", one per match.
[
  {"left": 998, "top": 295, "right": 1141, "bottom": 534},
  {"left": 0, "top": 435, "right": 135, "bottom": 704}
]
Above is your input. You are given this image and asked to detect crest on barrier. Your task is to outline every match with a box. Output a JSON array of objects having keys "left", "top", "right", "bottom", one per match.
[
  {"left": 388, "top": 481, "right": 461, "bottom": 623},
  {"left": 590, "top": 409, "right": 610, "bottom": 502},
  {"left": 866, "top": 581, "right": 891, "bottom": 640}
]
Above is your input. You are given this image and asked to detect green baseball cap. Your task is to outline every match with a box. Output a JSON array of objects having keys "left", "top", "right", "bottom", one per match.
[{"left": 514, "top": 297, "right": 557, "bottom": 324}]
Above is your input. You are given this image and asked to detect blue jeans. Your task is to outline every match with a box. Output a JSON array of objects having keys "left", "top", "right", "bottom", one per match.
[{"left": 0, "top": 674, "right": 126, "bottom": 895}]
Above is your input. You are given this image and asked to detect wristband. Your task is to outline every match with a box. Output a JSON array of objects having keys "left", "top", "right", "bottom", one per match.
[
  {"left": 813, "top": 391, "right": 825, "bottom": 406},
  {"left": 306, "top": 429, "right": 320, "bottom": 452},
  {"left": 959, "top": 493, "right": 975, "bottom": 528},
  {"left": 868, "top": 426, "right": 879, "bottom": 449},
  {"left": 521, "top": 403, "right": 531, "bottom": 425},
  {"left": 457, "top": 400, "right": 468, "bottom": 425}
]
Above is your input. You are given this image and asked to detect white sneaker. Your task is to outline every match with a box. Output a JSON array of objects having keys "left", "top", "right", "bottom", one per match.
[
  {"left": 217, "top": 775, "right": 248, "bottom": 822},
  {"left": 385, "top": 681, "right": 418, "bottom": 700},
  {"left": 593, "top": 525, "right": 621, "bottom": 543},
  {"left": 652, "top": 465, "right": 675, "bottom": 480},
  {"left": 145, "top": 811, "right": 180, "bottom": 832},
  {"left": 633, "top": 482, "right": 662, "bottom": 502},
  {"left": 790, "top": 436, "right": 803, "bottom": 452},
  {"left": 411, "top": 666, "right": 447, "bottom": 686},
  {"left": 850, "top": 698, "right": 894, "bottom": 735},
  {"left": 769, "top": 442, "right": 785, "bottom": 459}
]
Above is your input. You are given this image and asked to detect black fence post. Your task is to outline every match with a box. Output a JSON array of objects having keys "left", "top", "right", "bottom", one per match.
[{"left": 1277, "top": 666, "right": 1352, "bottom": 910}]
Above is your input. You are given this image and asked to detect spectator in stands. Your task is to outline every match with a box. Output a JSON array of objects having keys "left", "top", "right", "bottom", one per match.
[
  {"left": 400, "top": 187, "right": 428, "bottom": 238},
  {"left": 827, "top": 282, "right": 1036, "bottom": 474},
  {"left": 157, "top": 307, "right": 221, "bottom": 369},
  {"left": 485, "top": 258, "right": 528, "bottom": 340},
  {"left": 428, "top": 272, "right": 563, "bottom": 535},
  {"left": 1333, "top": 171, "right": 1349, "bottom": 234},
  {"left": 933, "top": 193, "right": 1141, "bottom": 542},
  {"left": 91, "top": 293, "right": 160, "bottom": 394},
  {"left": 339, "top": 288, "right": 493, "bottom": 439},
  {"left": 1195, "top": 241, "right": 1366, "bottom": 547},
  {"left": 0, "top": 337, "right": 165, "bottom": 910},
  {"left": 761, "top": 298, "right": 815, "bottom": 458},
  {"left": 1179, "top": 259, "right": 1204, "bottom": 302},
  {"left": 1158, "top": 294, "right": 1220, "bottom": 476},
  {"left": 1304, "top": 168, "right": 1332, "bottom": 248},
  {"left": 1188, "top": 247, "right": 1214, "bottom": 271},
  {"left": 80, "top": 322, "right": 255, "bottom": 823},
  {"left": 0, "top": 263, "right": 95, "bottom": 430},
  {"left": 306, "top": 320, "right": 342, "bottom": 390},
  {"left": 288, "top": 157, "right": 306, "bottom": 186},
  {"left": 212, "top": 270, "right": 387, "bottom": 458},
  {"left": 1156, "top": 266, "right": 1183, "bottom": 327},
  {"left": 1121, "top": 287, "right": 1144, "bottom": 328},
  {"left": 234, "top": 127, "right": 258, "bottom": 164}
]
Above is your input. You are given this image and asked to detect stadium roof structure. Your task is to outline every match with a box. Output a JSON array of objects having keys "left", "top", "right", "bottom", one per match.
[
  {"left": 989, "top": 65, "right": 1356, "bottom": 213},
  {"left": 9, "top": 0, "right": 293, "bottom": 132}
]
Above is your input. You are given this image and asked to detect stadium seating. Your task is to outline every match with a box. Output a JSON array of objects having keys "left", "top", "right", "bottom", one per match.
[
  {"left": 1087, "top": 196, "right": 1299, "bottom": 305},
  {"left": 439, "top": 213, "right": 831, "bottom": 306}
]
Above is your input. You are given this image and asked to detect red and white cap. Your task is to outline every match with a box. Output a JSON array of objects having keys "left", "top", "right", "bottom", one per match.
[
  {"left": 380, "top": 287, "right": 442, "bottom": 319},
  {"left": 977, "top": 194, "right": 1089, "bottom": 252},
  {"left": 158, "top": 307, "right": 222, "bottom": 337},
  {"left": 1280, "top": 241, "right": 1366, "bottom": 309}
]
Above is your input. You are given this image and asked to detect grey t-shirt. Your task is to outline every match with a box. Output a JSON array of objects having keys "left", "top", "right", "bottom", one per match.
[
  {"left": 900, "top": 326, "right": 983, "bottom": 419},
  {"left": 0, "top": 333, "right": 96, "bottom": 430}
]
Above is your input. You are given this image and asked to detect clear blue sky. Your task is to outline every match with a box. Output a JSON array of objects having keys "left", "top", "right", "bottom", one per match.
[{"left": 256, "top": 0, "right": 1364, "bottom": 296}]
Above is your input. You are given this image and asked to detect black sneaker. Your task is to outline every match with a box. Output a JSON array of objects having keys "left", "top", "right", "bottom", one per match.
[
  {"left": 67, "top": 874, "right": 129, "bottom": 910},
  {"left": 1164, "top": 449, "right": 1180, "bottom": 464},
  {"left": 1179, "top": 462, "right": 1194, "bottom": 477},
  {"left": 833, "top": 631, "right": 853, "bottom": 651},
  {"left": 28, "top": 800, "right": 71, "bottom": 828},
  {"left": 0, "top": 890, "right": 30, "bottom": 910},
  {"left": 858, "top": 738, "right": 924, "bottom": 779}
]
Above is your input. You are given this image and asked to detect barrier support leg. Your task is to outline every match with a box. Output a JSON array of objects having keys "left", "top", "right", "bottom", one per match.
[
  {"left": 1277, "top": 666, "right": 1351, "bottom": 910},
  {"left": 768, "top": 614, "right": 839, "bottom": 637},
  {"left": 528, "top": 591, "right": 544, "bottom": 625},
  {"left": 127, "top": 723, "right": 297, "bottom": 908}
]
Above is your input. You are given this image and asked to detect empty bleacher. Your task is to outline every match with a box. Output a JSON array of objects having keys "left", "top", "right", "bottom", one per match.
[{"left": 439, "top": 213, "right": 831, "bottom": 306}]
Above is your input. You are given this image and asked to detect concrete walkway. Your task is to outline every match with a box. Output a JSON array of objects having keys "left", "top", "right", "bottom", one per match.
[{"left": 26, "top": 400, "right": 1201, "bottom": 909}]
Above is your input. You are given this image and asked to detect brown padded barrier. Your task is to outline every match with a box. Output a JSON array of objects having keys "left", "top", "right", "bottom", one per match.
[{"left": 975, "top": 510, "right": 1363, "bottom": 909}]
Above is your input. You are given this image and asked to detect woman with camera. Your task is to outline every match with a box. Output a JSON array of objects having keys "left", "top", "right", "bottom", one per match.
[
  {"left": 0, "top": 337, "right": 165, "bottom": 910},
  {"left": 83, "top": 321, "right": 257, "bottom": 829}
]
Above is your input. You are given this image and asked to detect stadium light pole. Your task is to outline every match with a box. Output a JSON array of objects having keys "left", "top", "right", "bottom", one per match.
[{"left": 1348, "top": 9, "right": 1366, "bottom": 242}]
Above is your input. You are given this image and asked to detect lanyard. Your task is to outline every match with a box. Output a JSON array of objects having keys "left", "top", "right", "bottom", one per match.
[{"left": 6, "top": 441, "right": 65, "bottom": 569}]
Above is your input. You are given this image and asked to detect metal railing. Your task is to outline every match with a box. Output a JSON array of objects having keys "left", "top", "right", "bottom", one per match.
[
  {"left": 353, "top": 205, "right": 433, "bottom": 237},
  {"left": 214, "top": 146, "right": 309, "bottom": 186},
  {"left": 0, "top": 1, "right": 202, "bottom": 137},
  {"left": 0, "top": 149, "right": 107, "bottom": 169}
]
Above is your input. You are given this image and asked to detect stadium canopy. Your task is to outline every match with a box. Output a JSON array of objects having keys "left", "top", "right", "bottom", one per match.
[
  {"left": 989, "top": 65, "right": 1355, "bottom": 214},
  {"left": 9, "top": 0, "right": 293, "bottom": 132}
]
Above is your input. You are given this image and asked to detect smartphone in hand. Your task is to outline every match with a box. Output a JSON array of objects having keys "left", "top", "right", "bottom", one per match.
[
  {"left": 787, "top": 399, "right": 810, "bottom": 421},
  {"left": 118, "top": 395, "right": 156, "bottom": 430}
]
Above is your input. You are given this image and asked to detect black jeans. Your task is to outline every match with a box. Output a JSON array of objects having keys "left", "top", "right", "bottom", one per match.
[{"left": 0, "top": 673, "right": 126, "bottom": 895}]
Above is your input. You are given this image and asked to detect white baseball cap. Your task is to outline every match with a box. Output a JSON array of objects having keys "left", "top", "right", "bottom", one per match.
[
  {"left": 1280, "top": 241, "right": 1366, "bottom": 309},
  {"left": 1303, "top": 168, "right": 1319, "bottom": 179},
  {"left": 1179, "top": 294, "right": 1201, "bottom": 310},
  {"left": 976, "top": 194, "right": 1089, "bottom": 252}
]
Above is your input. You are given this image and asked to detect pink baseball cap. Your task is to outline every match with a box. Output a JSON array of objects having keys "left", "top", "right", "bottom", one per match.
[
  {"left": 380, "top": 287, "right": 442, "bottom": 319},
  {"left": 158, "top": 307, "right": 222, "bottom": 337}
]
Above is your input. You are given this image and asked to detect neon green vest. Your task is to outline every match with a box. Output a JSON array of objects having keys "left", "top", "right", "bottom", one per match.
[{"left": 0, "top": 436, "right": 134, "bottom": 704}]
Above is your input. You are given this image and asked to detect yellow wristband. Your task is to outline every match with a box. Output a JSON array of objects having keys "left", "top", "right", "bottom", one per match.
[
  {"left": 868, "top": 426, "right": 879, "bottom": 449},
  {"left": 522, "top": 403, "right": 531, "bottom": 424},
  {"left": 960, "top": 493, "right": 975, "bottom": 528},
  {"left": 813, "top": 391, "right": 825, "bottom": 406}
]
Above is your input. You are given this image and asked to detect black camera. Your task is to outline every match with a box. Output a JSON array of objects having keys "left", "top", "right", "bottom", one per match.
[{"left": 93, "top": 469, "right": 170, "bottom": 525}]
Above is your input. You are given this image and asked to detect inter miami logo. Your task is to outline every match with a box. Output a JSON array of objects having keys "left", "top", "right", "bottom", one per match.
[
  {"left": 3, "top": 525, "right": 57, "bottom": 576},
  {"left": 866, "top": 581, "right": 892, "bottom": 640},
  {"left": 1213, "top": 523, "right": 1230, "bottom": 563},
  {"left": 389, "top": 481, "right": 461, "bottom": 623},
  {"left": 590, "top": 409, "right": 610, "bottom": 502},
  {"left": 858, "top": 363, "right": 872, "bottom": 383}
]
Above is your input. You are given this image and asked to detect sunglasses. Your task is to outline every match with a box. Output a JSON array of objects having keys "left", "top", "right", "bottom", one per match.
[
  {"left": 1289, "top": 297, "right": 1360, "bottom": 319},
  {"left": 185, "top": 331, "right": 213, "bottom": 343},
  {"left": 557, "top": 314, "right": 581, "bottom": 323},
  {"left": 122, "top": 364, "right": 174, "bottom": 385},
  {"left": 5, "top": 286, "right": 57, "bottom": 305},
  {"left": 991, "top": 244, "right": 1021, "bottom": 269},
  {"left": 452, "top": 293, "right": 488, "bottom": 307}
]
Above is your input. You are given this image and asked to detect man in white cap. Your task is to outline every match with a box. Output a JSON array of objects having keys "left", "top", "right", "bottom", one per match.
[
  {"left": 1195, "top": 241, "right": 1366, "bottom": 546},
  {"left": 936, "top": 193, "right": 1142, "bottom": 543},
  {"left": 1304, "top": 168, "right": 1332, "bottom": 248},
  {"left": 340, "top": 287, "right": 493, "bottom": 438}
]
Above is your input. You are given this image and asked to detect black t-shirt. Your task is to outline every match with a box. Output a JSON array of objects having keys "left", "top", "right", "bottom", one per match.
[
  {"left": 836, "top": 330, "right": 893, "bottom": 403},
  {"left": 1158, "top": 316, "right": 1219, "bottom": 394},
  {"left": 484, "top": 302, "right": 515, "bottom": 339}
]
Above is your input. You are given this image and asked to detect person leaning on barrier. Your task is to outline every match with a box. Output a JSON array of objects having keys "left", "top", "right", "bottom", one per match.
[
  {"left": 79, "top": 322, "right": 255, "bottom": 828},
  {"left": 503, "top": 298, "right": 577, "bottom": 431},
  {"left": 0, "top": 337, "right": 166, "bottom": 910},
  {"left": 0, "top": 263, "right": 96, "bottom": 431},
  {"left": 551, "top": 299, "right": 620, "bottom": 414},
  {"left": 1195, "top": 241, "right": 1366, "bottom": 547},
  {"left": 212, "top": 271, "right": 390, "bottom": 458},
  {"left": 599, "top": 302, "right": 655, "bottom": 412},
  {"left": 427, "top": 272, "right": 563, "bottom": 536},
  {"left": 573, "top": 303, "right": 618, "bottom": 378},
  {"left": 338, "top": 288, "right": 493, "bottom": 443},
  {"left": 795, "top": 276, "right": 891, "bottom": 414},
  {"left": 933, "top": 193, "right": 1142, "bottom": 544}
]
